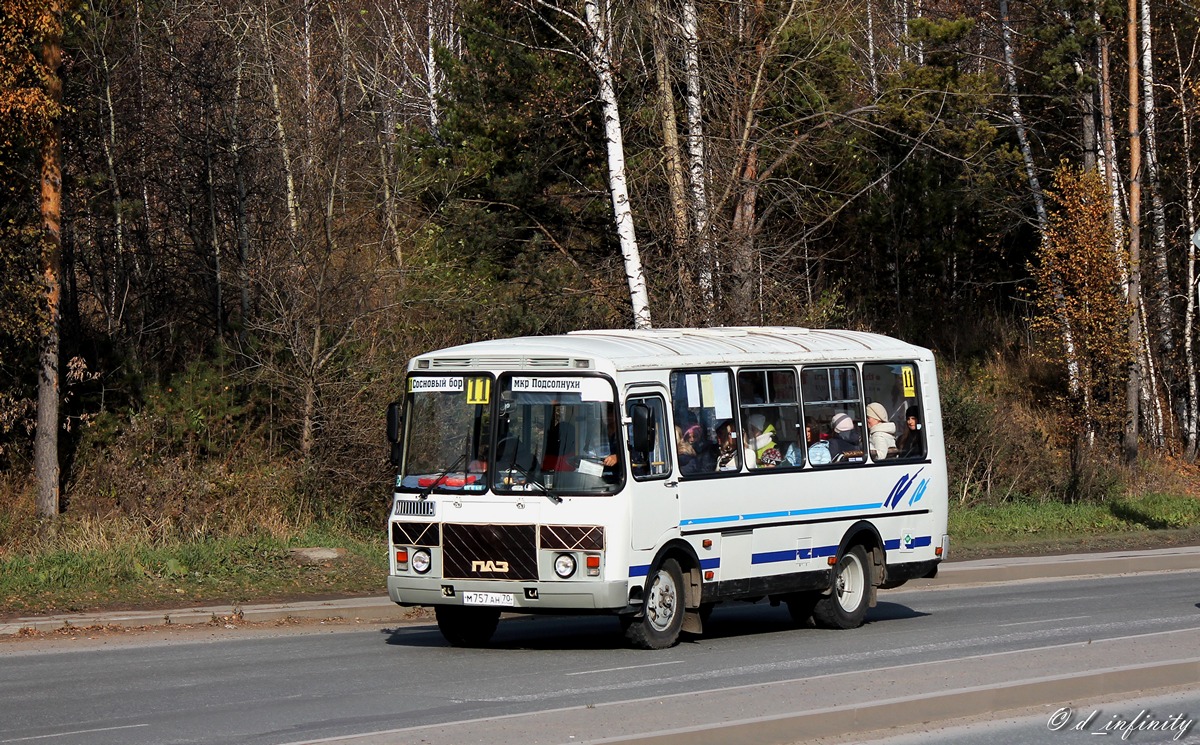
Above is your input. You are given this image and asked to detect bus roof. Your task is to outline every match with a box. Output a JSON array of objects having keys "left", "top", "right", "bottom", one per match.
[{"left": 408, "top": 327, "right": 932, "bottom": 373}]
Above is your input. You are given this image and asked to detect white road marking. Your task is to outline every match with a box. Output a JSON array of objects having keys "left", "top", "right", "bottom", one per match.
[
  {"left": 0, "top": 724, "right": 149, "bottom": 743},
  {"left": 565, "top": 660, "right": 685, "bottom": 676},
  {"left": 996, "top": 615, "right": 1091, "bottom": 627}
]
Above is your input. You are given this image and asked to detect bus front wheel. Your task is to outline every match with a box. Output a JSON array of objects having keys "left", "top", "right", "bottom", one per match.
[
  {"left": 435, "top": 605, "right": 501, "bottom": 647},
  {"left": 812, "top": 545, "right": 870, "bottom": 629},
  {"left": 625, "top": 558, "right": 685, "bottom": 649}
]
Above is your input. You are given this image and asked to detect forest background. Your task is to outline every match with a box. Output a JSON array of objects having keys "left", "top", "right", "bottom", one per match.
[{"left": 2, "top": 0, "right": 1200, "bottom": 612}]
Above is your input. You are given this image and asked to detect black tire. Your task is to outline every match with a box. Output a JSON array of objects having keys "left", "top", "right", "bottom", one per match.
[
  {"left": 435, "top": 605, "right": 501, "bottom": 647},
  {"left": 812, "top": 545, "right": 871, "bottom": 629},
  {"left": 625, "top": 558, "right": 686, "bottom": 649},
  {"left": 784, "top": 591, "right": 820, "bottom": 626}
]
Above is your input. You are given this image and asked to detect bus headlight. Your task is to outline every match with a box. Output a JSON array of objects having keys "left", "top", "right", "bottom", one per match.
[
  {"left": 554, "top": 553, "right": 577, "bottom": 578},
  {"left": 412, "top": 548, "right": 432, "bottom": 574}
]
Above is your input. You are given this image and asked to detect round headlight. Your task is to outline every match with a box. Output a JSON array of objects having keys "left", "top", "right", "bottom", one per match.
[
  {"left": 554, "top": 553, "right": 577, "bottom": 579},
  {"left": 412, "top": 548, "right": 432, "bottom": 574}
]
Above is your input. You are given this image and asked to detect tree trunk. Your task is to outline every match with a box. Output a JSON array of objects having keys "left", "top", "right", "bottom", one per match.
[
  {"left": 1139, "top": 0, "right": 1172, "bottom": 415},
  {"left": 1174, "top": 29, "right": 1198, "bottom": 460},
  {"left": 681, "top": 0, "right": 714, "bottom": 318},
  {"left": 36, "top": 1, "right": 64, "bottom": 519},
  {"left": 866, "top": 0, "right": 879, "bottom": 97},
  {"left": 1124, "top": 0, "right": 1142, "bottom": 466},
  {"left": 262, "top": 7, "right": 300, "bottom": 238},
  {"left": 204, "top": 102, "right": 224, "bottom": 346},
  {"left": 426, "top": 0, "right": 441, "bottom": 140},
  {"left": 585, "top": 0, "right": 652, "bottom": 328},
  {"left": 1099, "top": 36, "right": 1125, "bottom": 265},
  {"left": 231, "top": 42, "right": 252, "bottom": 329},
  {"left": 651, "top": 0, "right": 690, "bottom": 262}
]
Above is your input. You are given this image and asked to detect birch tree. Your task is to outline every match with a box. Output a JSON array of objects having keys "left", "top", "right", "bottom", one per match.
[
  {"left": 681, "top": 0, "right": 713, "bottom": 316},
  {"left": 516, "top": 0, "right": 652, "bottom": 328},
  {"left": 1139, "top": 0, "right": 1170, "bottom": 380}
]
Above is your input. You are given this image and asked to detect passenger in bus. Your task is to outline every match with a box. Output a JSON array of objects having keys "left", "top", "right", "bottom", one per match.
[
  {"left": 897, "top": 406, "right": 923, "bottom": 458},
  {"left": 865, "top": 401, "right": 897, "bottom": 461},
  {"left": 678, "top": 423, "right": 716, "bottom": 474},
  {"left": 745, "top": 413, "right": 782, "bottom": 468},
  {"left": 827, "top": 412, "right": 866, "bottom": 463},
  {"left": 715, "top": 421, "right": 739, "bottom": 471}
]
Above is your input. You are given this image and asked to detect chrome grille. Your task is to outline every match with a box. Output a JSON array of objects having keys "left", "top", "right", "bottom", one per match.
[{"left": 394, "top": 499, "right": 436, "bottom": 517}]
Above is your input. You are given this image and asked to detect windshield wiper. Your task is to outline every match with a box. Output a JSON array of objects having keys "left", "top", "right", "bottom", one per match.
[
  {"left": 417, "top": 453, "right": 467, "bottom": 500},
  {"left": 500, "top": 458, "right": 561, "bottom": 504}
]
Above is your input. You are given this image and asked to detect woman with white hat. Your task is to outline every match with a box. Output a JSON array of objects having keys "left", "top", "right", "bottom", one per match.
[{"left": 865, "top": 402, "right": 897, "bottom": 460}]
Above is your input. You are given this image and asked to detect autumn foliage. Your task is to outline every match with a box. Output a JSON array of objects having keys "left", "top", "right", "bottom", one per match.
[{"left": 1030, "top": 164, "right": 1129, "bottom": 443}]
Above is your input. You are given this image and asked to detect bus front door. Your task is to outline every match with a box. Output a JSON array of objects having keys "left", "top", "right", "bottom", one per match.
[{"left": 626, "top": 389, "right": 678, "bottom": 550}]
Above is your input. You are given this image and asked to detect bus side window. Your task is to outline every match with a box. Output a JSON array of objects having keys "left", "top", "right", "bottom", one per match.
[
  {"left": 863, "top": 362, "right": 925, "bottom": 460},
  {"left": 738, "top": 368, "right": 802, "bottom": 469},
  {"left": 627, "top": 395, "right": 672, "bottom": 480},
  {"left": 800, "top": 366, "right": 865, "bottom": 466},
  {"left": 670, "top": 370, "right": 737, "bottom": 474}
]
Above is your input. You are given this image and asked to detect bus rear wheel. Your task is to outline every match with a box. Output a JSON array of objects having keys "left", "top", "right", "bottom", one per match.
[
  {"left": 435, "top": 605, "right": 501, "bottom": 647},
  {"left": 812, "top": 545, "right": 870, "bottom": 630},
  {"left": 625, "top": 558, "right": 685, "bottom": 649}
]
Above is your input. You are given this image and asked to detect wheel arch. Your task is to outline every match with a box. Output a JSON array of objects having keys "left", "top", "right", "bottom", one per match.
[
  {"left": 642, "top": 538, "right": 703, "bottom": 611},
  {"left": 837, "top": 520, "right": 885, "bottom": 591}
]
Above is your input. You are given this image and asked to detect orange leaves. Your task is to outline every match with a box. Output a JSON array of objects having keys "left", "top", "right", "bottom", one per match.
[
  {"left": 1030, "top": 163, "right": 1129, "bottom": 432},
  {"left": 0, "top": 0, "right": 61, "bottom": 140}
]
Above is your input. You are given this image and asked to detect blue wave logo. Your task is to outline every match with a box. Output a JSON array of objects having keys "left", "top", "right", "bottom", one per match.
[{"left": 885, "top": 469, "right": 928, "bottom": 510}]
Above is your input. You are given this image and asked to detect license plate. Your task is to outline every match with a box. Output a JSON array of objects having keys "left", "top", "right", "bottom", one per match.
[{"left": 462, "top": 591, "right": 515, "bottom": 607}]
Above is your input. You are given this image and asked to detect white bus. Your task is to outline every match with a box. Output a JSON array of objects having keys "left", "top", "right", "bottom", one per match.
[{"left": 385, "top": 327, "right": 948, "bottom": 649}]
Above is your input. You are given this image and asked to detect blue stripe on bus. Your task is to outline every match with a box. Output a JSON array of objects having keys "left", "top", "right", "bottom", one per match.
[
  {"left": 630, "top": 557, "right": 721, "bottom": 578},
  {"left": 629, "top": 537, "right": 932, "bottom": 577},
  {"left": 751, "top": 545, "right": 839, "bottom": 565},
  {"left": 680, "top": 502, "right": 884, "bottom": 527}
]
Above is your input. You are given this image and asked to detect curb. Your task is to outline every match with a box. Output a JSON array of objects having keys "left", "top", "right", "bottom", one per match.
[
  {"left": 0, "top": 595, "right": 422, "bottom": 636},
  {"left": 3, "top": 545, "right": 1198, "bottom": 636}
]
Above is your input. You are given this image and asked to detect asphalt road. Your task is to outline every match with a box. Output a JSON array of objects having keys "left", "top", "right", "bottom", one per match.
[{"left": 1, "top": 562, "right": 1198, "bottom": 745}]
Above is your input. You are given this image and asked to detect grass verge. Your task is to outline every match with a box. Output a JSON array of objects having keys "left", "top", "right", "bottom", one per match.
[
  {"left": 0, "top": 522, "right": 385, "bottom": 618},
  {"left": 950, "top": 492, "right": 1200, "bottom": 560}
]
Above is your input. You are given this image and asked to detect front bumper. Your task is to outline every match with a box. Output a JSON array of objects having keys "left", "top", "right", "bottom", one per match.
[{"left": 387, "top": 575, "right": 631, "bottom": 611}]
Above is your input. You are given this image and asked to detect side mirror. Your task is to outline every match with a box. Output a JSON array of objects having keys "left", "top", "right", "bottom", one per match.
[
  {"left": 630, "top": 403, "right": 655, "bottom": 454},
  {"left": 386, "top": 402, "right": 402, "bottom": 443},
  {"left": 386, "top": 402, "right": 403, "bottom": 467}
]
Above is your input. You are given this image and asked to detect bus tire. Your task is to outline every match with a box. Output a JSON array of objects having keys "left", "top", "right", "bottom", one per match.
[
  {"left": 435, "top": 605, "right": 501, "bottom": 647},
  {"left": 625, "top": 558, "right": 685, "bottom": 649},
  {"left": 813, "top": 545, "right": 871, "bottom": 630},
  {"left": 785, "top": 591, "right": 820, "bottom": 626}
]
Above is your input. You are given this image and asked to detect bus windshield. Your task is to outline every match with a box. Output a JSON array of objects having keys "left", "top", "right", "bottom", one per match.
[
  {"left": 399, "top": 376, "right": 491, "bottom": 493},
  {"left": 492, "top": 375, "right": 623, "bottom": 495},
  {"left": 397, "top": 374, "right": 623, "bottom": 495}
]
